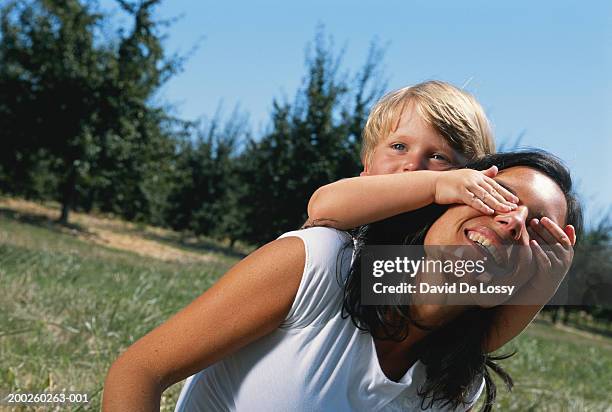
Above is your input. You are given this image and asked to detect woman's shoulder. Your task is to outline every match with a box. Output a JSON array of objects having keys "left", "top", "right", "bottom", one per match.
[
  {"left": 279, "top": 227, "right": 352, "bottom": 267},
  {"left": 279, "top": 226, "right": 352, "bottom": 245},
  {"left": 278, "top": 227, "right": 353, "bottom": 329}
]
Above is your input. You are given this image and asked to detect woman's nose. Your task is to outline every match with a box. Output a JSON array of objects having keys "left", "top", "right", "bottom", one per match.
[{"left": 494, "top": 206, "right": 528, "bottom": 240}]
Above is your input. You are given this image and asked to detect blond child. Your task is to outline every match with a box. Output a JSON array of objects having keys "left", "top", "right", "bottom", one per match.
[{"left": 306, "top": 80, "right": 576, "bottom": 351}]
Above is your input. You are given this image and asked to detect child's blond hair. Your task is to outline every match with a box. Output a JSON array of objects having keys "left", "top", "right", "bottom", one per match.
[{"left": 361, "top": 80, "right": 494, "bottom": 167}]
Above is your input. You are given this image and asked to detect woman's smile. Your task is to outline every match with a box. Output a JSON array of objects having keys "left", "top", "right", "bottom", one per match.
[{"left": 464, "top": 227, "right": 506, "bottom": 266}]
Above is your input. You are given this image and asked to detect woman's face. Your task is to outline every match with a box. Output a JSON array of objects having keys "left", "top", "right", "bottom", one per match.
[
  {"left": 421, "top": 166, "right": 567, "bottom": 307},
  {"left": 425, "top": 166, "right": 567, "bottom": 247}
]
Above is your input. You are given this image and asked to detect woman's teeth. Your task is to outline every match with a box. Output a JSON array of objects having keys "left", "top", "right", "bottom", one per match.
[{"left": 467, "top": 231, "right": 503, "bottom": 265}]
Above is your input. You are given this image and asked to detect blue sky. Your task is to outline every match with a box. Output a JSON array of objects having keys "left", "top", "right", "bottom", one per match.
[{"left": 103, "top": 0, "right": 611, "bottom": 225}]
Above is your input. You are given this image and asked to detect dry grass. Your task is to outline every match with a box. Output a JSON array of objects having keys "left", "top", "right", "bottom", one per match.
[
  {"left": 0, "top": 197, "right": 218, "bottom": 264},
  {"left": 0, "top": 202, "right": 232, "bottom": 410}
]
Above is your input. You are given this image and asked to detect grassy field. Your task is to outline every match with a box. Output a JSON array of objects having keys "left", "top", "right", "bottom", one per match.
[{"left": 1, "top": 198, "right": 611, "bottom": 411}]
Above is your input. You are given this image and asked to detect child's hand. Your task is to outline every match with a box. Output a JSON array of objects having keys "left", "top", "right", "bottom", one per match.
[
  {"left": 470, "top": 218, "right": 575, "bottom": 308},
  {"left": 524, "top": 218, "right": 576, "bottom": 298},
  {"left": 434, "top": 166, "right": 519, "bottom": 214}
]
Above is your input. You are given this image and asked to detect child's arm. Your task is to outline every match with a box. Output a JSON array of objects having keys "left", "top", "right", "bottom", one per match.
[
  {"left": 484, "top": 219, "right": 576, "bottom": 352},
  {"left": 307, "top": 167, "right": 518, "bottom": 230},
  {"left": 308, "top": 171, "right": 438, "bottom": 229}
]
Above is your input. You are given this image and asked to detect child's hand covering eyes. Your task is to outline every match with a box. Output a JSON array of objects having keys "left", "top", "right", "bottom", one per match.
[
  {"left": 434, "top": 166, "right": 519, "bottom": 214},
  {"left": 524, "top": 217, "right": 576, "bottom": 297}
]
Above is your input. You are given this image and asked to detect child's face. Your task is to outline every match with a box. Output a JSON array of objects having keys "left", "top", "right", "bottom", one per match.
[{"left": 361, "top": 103, "right": 464, "bottom": 176}]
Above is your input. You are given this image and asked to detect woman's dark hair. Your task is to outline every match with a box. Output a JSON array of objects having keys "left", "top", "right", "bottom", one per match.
[{"left": 343, "top": 150, "right": 583, "bottom": 411}]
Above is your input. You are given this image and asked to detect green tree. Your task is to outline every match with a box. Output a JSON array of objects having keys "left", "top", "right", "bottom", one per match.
[
  {"left": 0, "top": 0, "right": 104, "bottom": 207},
  {"left": 164, "top": 108, "right": 248, "bottom": 242},
  {"left": 235, "top": 31, "right": 386, "bottom": 245},
  {"left": 0, "top": 0, "right": 184, "bottom": 223}
]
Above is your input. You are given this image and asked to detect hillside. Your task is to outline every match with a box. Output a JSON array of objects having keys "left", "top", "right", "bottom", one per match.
[{"left": 1, "top": 197, "right": 611, "bottom": 411}]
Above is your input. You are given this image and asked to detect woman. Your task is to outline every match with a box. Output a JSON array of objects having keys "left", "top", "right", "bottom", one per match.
[{"left": 103, "top": 151, "right": 581, "bottom": 411}]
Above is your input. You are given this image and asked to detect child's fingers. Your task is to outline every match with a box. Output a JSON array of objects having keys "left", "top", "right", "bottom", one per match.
[
  {"left": 530, "top": 219, "right": 557, "bottom": 245},
  {"left": 529, "top": 220, "right": 573, "bottom": 282},
  {"left": 484, "top": 176, "right": 519, "bottom": 204},
  {"left": 478, "top": 181, "right": 515, "bottom": 211},
  {"left": 531, "top": 239, "right": 552, "bottom": 271},
  {"left": 549, "top": 243, "right": 565, "bottom": 264},
  {"left": 479, "top": 181, "right": 507, "bottom": 204},
  {"left": 551, "top": 242, "right": 571, "bottom": 264},
  {"left": 528, "top": 221, "right": 548, "bottom": 245},
  {"left": 530, "top": 219, "right": 571, "bottom": 265},
  {"left": 465, "top": 189, "right": 494, "bottom": 214},
  {"left": 480, "top": 165, "right": 498, "bottom": 178},
  {"left": 539, "top": 217, "right": 572, "bottom": 246},
  {"left": 564, "top": 225, "right": 576, "bottom": 246},
  {"left": 531, "top": 217, "right": 571, "bottom": 248}
]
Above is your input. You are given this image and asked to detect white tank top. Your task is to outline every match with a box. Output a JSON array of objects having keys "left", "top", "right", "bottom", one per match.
[{"left": 174, "top": 227, "right": 484, "bottom": 411}]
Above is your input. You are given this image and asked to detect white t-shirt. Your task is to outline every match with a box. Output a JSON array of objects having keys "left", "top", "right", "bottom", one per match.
[{"left": 175, "top": 227, "right": 484, "bottom": 411}]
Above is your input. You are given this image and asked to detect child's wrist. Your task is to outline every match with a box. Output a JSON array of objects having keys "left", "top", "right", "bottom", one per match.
[{"left": 429, "top": 170, "right": 447, "bottom": 203}]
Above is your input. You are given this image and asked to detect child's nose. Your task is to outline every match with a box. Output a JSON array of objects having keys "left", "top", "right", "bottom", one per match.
[{"left": 402, "top": 154, "right": 427, "bottom": 171}]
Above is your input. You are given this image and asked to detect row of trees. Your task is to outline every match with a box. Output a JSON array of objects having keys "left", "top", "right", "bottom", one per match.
[{"left": 0, "top": 0, "right": 384, "bottom": 246}]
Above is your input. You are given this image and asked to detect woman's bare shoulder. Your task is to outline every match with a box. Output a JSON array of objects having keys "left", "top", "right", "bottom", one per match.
[{"left": 104, "top": 237, "right": 306, "bottom": 408}]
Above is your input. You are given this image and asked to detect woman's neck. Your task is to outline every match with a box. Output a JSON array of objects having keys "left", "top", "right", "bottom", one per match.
[
  {"left": 410, "top": 304, "right": 468, "bottom": 329},
  {"left": 373, "top": 304, "right": 468, "bottom": 381},
  {"left": 375, "top": 304, "right": 468, "bottom": 349},
  {"left": 393, "top": 304, "right": 468, "bottom": 355}
]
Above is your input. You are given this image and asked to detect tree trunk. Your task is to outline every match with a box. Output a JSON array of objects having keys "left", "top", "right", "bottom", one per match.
[
  {"left": 58, "top": 166, "right": 77, "bottom": 224},
  {"left": 563, "top": 307, "right": 572, "bottom": 325},
  {"left": 551, "top": 307, "right": 560, "bottom": 324},
  {"left": 59, "top": 202, "right": 71, "bottom": 224}
]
